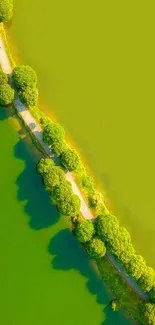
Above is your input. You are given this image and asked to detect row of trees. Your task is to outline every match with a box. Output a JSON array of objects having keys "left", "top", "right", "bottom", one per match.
[
  {"left": 95, "top": 214, "right": 155, "bottom": 293},
  {"left": 12, "top": 65, "right": 38, "bottom": 106},
  {"left": 42, "top": 121, "right": 81, "bottom": 171},
  {"left": 0, "top": 68, "right": 14, "bottom": 106},
  {"left": 0, "top": 0, "right": 13, "bottom": 22},
  {"left": 37, "top": 158, "right": 81, "bottom": 217}
]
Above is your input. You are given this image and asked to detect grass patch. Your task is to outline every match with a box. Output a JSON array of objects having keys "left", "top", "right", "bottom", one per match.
[{"left": 97, "top": 256, "right": 144, "bottom": 324}]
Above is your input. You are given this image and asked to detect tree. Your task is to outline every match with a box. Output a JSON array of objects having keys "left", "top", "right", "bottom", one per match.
[
  {"left": 0, "top": 68, "right": 8, "bottom": 85},
  {"left": 19, "top": 87, "right": 38, "bottom": 106},
  {"left": 53, "top": 180, "right": 72, "bottom": 203},
  {"left": 60, "top": 148, "right": 80, "bottom": 171},
  {"left": 43, "top": 166, "right": 65, "bottom": 190},
  {"left": 75, "top": 220, "right": 95, "bottom": 243},
  {"left": 125, "top": 254, "right": 147, "bottom": 280},
  {"left": 141, "top": 303, "right": 155, "bottom": 325},
  {"left": 118, "top": 243, "right": 135, "bottom": 264},
  {"left": 51, "top": 140, "right": 66, "bottom": 156},
  {"left": 37, "top": 158, "right": 55, "bottom": 175},
  {"left": 138, "top": 267, "right": 155, "bottom": 292},
  {"left": 12, "top": 65, "right": 37, "bottom": 90},
  {"left": 43, "top": 122, "right": 65, "bottom": 146},
  {"left": 58, "top": 194, "right": 81, "bottom": 217},
  {"left": 0, "top": 84, "right": 14, "bottom": 106},
  {"left": 86, "top": 238, "right": 106, "bottom": 259},
  {"left": 0, "top": 0, "right": 13, "bottom": 22},
  {"left": 149, "top": 287, "right": 155, "bottom": 303},
  {"left": 95, "top": 214, "right": 119, "bottom": 250}
]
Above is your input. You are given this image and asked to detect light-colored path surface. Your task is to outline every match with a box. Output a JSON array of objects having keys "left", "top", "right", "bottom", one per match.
[{"left": 0, "top": 35, "right": 148, "bottom": 300}]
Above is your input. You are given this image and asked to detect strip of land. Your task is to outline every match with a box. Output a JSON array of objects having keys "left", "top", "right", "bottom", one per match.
[{"left": 0, "top": 34, "right": 148, "bottom": 316}]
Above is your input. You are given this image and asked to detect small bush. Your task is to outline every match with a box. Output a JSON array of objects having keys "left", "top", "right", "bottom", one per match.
[
  {"left": 111, "top": 300, "right": 121, "bottom": 312},
  {"left": 0, "top": 84, "right": 14, "bottom": 106},
  {"left": 0, "top": 0, "right": 13, "bottom": 22},
  {"left": 76, "top": 219, "right": 95, "bottom": 243},
  {"left": 61, "top": 148, "right": 80, "bottom": 171}
]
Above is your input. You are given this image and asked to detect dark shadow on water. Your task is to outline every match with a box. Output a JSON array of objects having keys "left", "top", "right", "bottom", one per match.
[
  {"left": 0, "top": 106, "right": 12, "bottom": 120},
  {"left": 48, "top": 229, "right": 132, "bottom": 325},
  {"left": 14, "top": 137, "right": 60, "bottom": 229}
]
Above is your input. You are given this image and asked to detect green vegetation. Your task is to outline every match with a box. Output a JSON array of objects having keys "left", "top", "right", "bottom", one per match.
[
  {"left": 138, "top": 267, "right": 155, "bottom": 292},
  {"left": 51, "top": 140, "right": 66, "bottom": 156},
  {"left": 53, "top": 181, "right": 72, "bottom": 203},
  {"left": 19, "top": 87, "right": 38, "bottom": 106},
  {"left": 0, "top": 0, "right": 13, "bottom": 22},
  {"left": 149, "top": 287, "right": 155, "bottom": 303},
  {"left": 125, "top": 255, "right": 147, "bottom": 280},
  {"left": 12, "top": 65, "right": 37, "bottom": 90},
  {"left": 43, "top": 122, "right": 65, "bottom": 145},
  {"left": 110, "top": 299, "right": 121, "bottom": 312},
  {"left": 37, "top": 157, "right": 80, "bottom": 217},
  {"left": 86, "top": 238, "right": 106, "bottom": 259},
  {"left": 75, "top": 220, "right": 95, "bottom": 243},
  {"left": 0, "top": 83, "right": 14, "bottom": 106},
  {"left": 141, "top": 303, "right": 155, "bottom": 325},
  {"left": 60, "top": 148, "right": 80, "bottom": 171},
  {"left": 12, "top": 65, "right": 38, "bottom": 106},
  {"left": 0, "top": 67, "right": 8, "bottom": 85}
]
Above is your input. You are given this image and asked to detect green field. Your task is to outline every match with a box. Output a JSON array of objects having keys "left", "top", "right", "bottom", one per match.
[
  {"left": 0, "top": 107, "right": 134, "bottom": 324},
  {"left": 7, "top": 0, "right": 155, "bottom": 268}
]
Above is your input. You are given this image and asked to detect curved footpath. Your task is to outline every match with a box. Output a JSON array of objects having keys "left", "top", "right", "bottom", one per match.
[{"left": 0, "top": 37, "right": 148, "bottom": 301}]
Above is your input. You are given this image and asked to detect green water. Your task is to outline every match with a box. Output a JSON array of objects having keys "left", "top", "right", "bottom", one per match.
[
  {"left": 0, "top": 108, "right": 133, "bottom": 324},
  {"left": 8, "top": 1, "right": 155, "bottom": 269}
]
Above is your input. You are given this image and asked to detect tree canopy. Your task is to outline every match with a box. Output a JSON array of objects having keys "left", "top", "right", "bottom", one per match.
[
  {"left": 43, "top": 166, "right": 65, "bottom": 190},
  {"left": 0, "top": 68, "right": 8, "bottom": 85},
  {"left": 86, "top": 238, "right": 106, "bottom": 259},
  {"left": 0, "top": 0, "right": 13, "bottom": 22},
  {"left": 53, "top": 180, "right": 72, "bottom": 203},
  {"left": 149, "top": 287, "right": 155, "bottom": 303},
  {"left": 141, "top": 303, "right": 155, "bottom": 325},
  {"left": 76, "top": 220, "right": 95, "bottom": 243},
  {"left": 37, "top": 158, "right": 55, "bottom": 175},
  {"left": 58, "top": 193, "right": 81, "bottom": 217},
  {"left": 60, "top": 148, "right": 80, "bottom": 171},
  {"left": 12, "top": 65, "right": 37, "bottom": 90},
  {"left": 138, "top": 267, "right": 155, "bottom": 292},
  {"left": 0, "top": 84, "right": 14, "bottom": 106},
  {"left": 43, "top": 122, "right": 65, "bottom": 146},
  {"left": 125, "top": 254, "right": 147, "bottom": 280},
  {"left": 51, "top": 139, "right": 66, "bottom": 156},
  {"left": 19, "top": 87, "right": 38, "bottom": 106}
]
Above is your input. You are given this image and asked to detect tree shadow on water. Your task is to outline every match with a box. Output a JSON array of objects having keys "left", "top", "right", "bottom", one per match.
[
  {"left": 14, "top": 138, "right": 60, "bottom": 230},
  {"left": 48, "top": 229, "right": 130, "bottom": 325}
]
